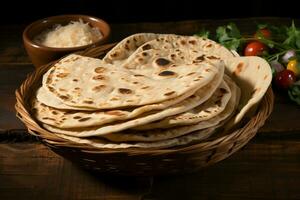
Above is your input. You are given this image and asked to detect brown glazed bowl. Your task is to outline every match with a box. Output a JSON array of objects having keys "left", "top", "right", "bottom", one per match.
[{"left": 23, "top": 15, "right": 111, "bottom": 68}]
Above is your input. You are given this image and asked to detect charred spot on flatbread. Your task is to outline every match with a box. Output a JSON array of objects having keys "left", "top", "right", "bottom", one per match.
[
  {"left": 155, "top": 58, "right": 171, "bottom": 66},
  {"left": 56, "top": 73, "right": 69, "bottom": 78},
  {"left": 118, "top": 88, "right": 133, "bottom": 94},
  {"left": 78, "top": 117, "right": 91, "bottom": 122},
  {"left": 206, "top": 55, "right": 219, "bottom": 60},
  {"left": 94, "top": 67, "right": 106, "bottom": 73},
  {"left": 234, "top": 62, "right": 244, "bottom": 75},
  {"left": 92, "top": 75, "right": 106, "bottom": 81},
  {"left": 158, "top": 70, "right": 176, "bottom": 76},
  {"left": 142, "top": 44, "right": 152, "bottom": 50},
  {"left": 164, "top": 91, "right": 176, "bottom": 96}
]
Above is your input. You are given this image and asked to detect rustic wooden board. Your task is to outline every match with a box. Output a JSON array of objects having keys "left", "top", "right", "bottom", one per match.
[
  {"left": 0, "top": 64, "right": 33, "bottom": 131},
  {"left": 1, "top": 134, "right": 300, "bottom": 200}
]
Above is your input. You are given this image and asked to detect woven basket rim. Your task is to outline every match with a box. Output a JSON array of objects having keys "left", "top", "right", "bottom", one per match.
[{"left": 15, "top": 43, "right": 274, "bottom": 155}]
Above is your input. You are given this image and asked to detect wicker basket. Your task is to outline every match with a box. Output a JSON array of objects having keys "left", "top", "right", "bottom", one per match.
[{"left": 15, "top": 44, "right": 274, "bottom": 176}]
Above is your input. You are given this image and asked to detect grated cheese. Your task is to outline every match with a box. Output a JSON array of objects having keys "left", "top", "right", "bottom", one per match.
[{"left": 34, "top": 19, "right": 103, "bottom": 48}]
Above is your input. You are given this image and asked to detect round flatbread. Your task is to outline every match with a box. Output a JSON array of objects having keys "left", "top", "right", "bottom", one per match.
[
  {"left": 42, "top": 63, "right": 224, "bottom": 137},
  {"left": 132, "top": 79, "right": 231, "bottom": 130},
  {"left": 224, "top": 56, "right": 272, "bottom": 125},
  {"left": 36, "top": 87, "right": 95, "bottom": 111},
  {"left": 119, "top": 34, "right": 235, "bottom": 70},
  {"left": 103, "top": 75, "right": 239, "bottom": 142},
  {"left": 33, "top": 84, "right": 200, "bottom": 128},
  {"left": 103, "top": 33, "right": 161, "bottom": 65},
  {"left": 104, "top": 33, "right": 236, "bottom": 66},
  {"left": 43, "top": 52, "right": 221, "bottom": 109}
]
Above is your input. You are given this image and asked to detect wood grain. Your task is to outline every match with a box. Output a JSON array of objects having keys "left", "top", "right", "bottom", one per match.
[
  {"left": 0, "top": 64, "right": 33, "bottom": 131},
  {"left": 1, "top": 134, "right": 300, "bottom": 200}
]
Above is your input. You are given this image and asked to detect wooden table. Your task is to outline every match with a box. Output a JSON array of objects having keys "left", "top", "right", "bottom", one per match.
[{"left": 1, "top": 18, "right": 300, "bottom": 200}]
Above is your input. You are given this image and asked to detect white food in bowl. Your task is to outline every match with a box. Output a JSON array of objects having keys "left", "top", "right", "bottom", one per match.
[{"left": 34, "top": 19, "right": 103, "bottom": 48}]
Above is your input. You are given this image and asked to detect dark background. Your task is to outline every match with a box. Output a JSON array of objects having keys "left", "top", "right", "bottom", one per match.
[{"left": 1, "top": 0, "right": 298, "bottom": 25}]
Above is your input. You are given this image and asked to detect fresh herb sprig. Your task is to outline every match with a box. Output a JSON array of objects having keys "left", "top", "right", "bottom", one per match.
[{"left": 196, "top": 22, "right": 300, "bottom": 63}]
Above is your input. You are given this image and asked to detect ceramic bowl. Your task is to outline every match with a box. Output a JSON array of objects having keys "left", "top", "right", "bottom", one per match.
[{"left": 23, "top": 15, "right": 111, "bottom": 68}]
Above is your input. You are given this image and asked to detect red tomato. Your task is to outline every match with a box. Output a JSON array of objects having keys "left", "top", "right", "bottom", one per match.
[
  {"left": 244, "top": 41, "right": 267, "bottom": 56},
  {"left": 275, "top": 69, "right": 296, "bottom": 89},
  {"left": 254, "top": 28, "right": 271, "bottom": 39}
]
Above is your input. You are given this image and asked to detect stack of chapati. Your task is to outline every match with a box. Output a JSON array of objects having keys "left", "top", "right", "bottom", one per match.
[{"left": 31, "top": 33, "right": 272, "bottom": 149}]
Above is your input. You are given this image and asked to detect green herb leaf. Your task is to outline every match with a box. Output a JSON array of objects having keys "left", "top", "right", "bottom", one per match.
[
  {"left": 195, "top": 29, "right": 210, "bottom": 39},
  {"left": 259, "top": 37, "right": 275, "bottom": 48},
  {"left": 257, "top": 23, "right": 268, "bottom": 29},
  {"left": 216, "top": 23, "right": 242, "bottom": 51},
  {"left": 216, "top": 26, "right": 228, "bottom": 42},
  {"left": 283, "top": 21, "right": 300, "bottom": 49},
  {"left": 288, "top": 80, "right": 300, "bottom": 105},
  {"left": 296, "top": 37, "right": 300, "bottom": 49},
  {"left": 227, "top": 23, "right": 241, "bottom": 38},
  {"left": 222, "top": 39, "right": 241, "bottom": 51}
]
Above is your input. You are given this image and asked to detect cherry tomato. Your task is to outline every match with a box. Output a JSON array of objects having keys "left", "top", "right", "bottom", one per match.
[
  {"left": 254, "top": 28, "right": 271, "bottom": 39},
  {"left": 244, "top": 41, "right": 267, "bottom": 56},
  {"left": 287, "top": 59, "right": 299, "bottom": 77},
  {"left": 275, "top": 69, "right": 296, "bottom": 89}
]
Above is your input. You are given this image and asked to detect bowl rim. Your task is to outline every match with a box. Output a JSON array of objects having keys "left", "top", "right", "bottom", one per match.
[{"left": 22, "top": 14, "right": 111, "bottom": 52}]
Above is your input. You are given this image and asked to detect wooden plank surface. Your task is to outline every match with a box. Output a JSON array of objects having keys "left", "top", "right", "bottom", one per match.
[
  {"left": 1, "top": 18, "right": 300, "bottom": 199},
  {"left": 0, "top": 64, "right": 33, "bottom": 131},
  {"left": 1, "top": 134, "right": 300, "bottom": 200}
]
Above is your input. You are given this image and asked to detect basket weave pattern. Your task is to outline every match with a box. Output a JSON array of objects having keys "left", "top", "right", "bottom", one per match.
[{"left": 15, "top": 44, "right": 274, "bottom": 175}]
